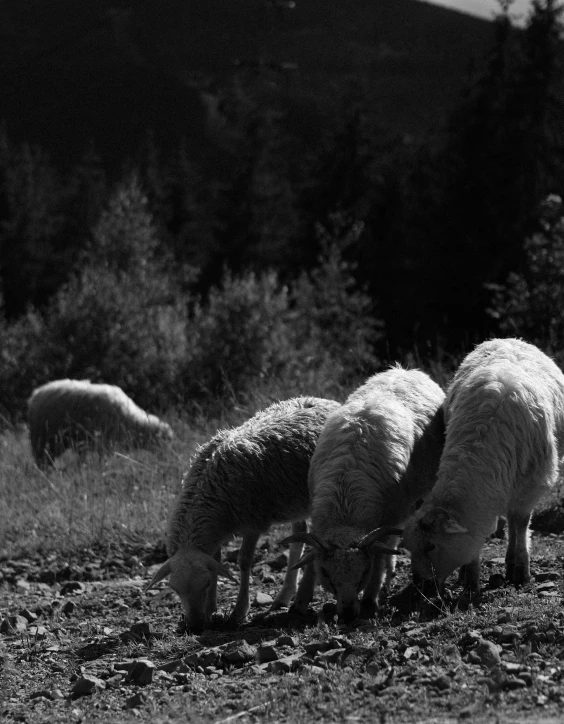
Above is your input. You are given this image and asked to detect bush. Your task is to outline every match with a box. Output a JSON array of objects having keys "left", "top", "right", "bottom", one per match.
[{"left": 488, "top": 193, "right": 564, "bottom": 363}]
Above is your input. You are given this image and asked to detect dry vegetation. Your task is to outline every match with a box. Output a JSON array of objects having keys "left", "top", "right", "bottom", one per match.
[{"left": 2, "top": 396, "right": 564, "bottom": 724}]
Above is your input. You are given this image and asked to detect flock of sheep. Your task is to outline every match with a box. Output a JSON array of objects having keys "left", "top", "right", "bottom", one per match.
[{"left": 27, "top": 337, "right": 564, "bottom": 631}]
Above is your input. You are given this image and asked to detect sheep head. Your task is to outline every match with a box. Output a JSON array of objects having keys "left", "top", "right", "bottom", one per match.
[
  {"left": 403, "top": 506, "right": 480, "bottom": 586},
  {"left": 283, "top": 526, "right": 402, "bottom": 623},
  {"left": 144, "top": 547, "right": 236, "bottom": 632}
]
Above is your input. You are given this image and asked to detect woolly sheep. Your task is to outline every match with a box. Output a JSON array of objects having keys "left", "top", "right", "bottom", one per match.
[
  {"left": 403, "top": 338, "right": 564, "bottom": 596},
  {"left": 144, "top": 396, "right": 340, "bottom": 631},
  {"left": 284, "top": 366, "right": 445, "bottom": 623},
  {"left": 28, "top": 379, "right": 173, "bottom": 466}
]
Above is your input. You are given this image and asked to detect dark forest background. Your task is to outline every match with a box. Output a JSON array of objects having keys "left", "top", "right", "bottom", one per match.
[{"left": 2, "top": 0, "right": 564, "bottom": 421}]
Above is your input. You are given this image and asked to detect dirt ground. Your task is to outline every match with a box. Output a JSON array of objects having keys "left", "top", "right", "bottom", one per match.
[{"left": 2, "top": 530, "right": 564, "bottom": 724}]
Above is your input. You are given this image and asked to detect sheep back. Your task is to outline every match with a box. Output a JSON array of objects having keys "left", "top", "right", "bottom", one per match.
[
  {"left": 28, "top": 379, "right": 173, "bottom": 464},
  {"left": 310, "top": 366, "right": 446, "bottom": 536},
  {"left": 167, "top": 396, "right": 340, "bottom": 556}
]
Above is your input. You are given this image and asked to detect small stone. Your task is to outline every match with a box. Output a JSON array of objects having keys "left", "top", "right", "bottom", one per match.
[
  {"left": 28, "top": 625, "right": 48, "bottom": 639},
  {"left": 506, "top": 676, "right": 527, "bottom": 690},
  {"left": 19, "top": 609, "right": 38, "bottom": 623},
  {"left": 253, "top": 592, "right": 273, "bottom": 607},
  {"left": 62, "top": 601, "right": 77, "bottom": 617},
  {"left": 315, "top": 648, "right": 346, "bottom": 666},
  {"left": 276, "top": 635, "right": 298, "bottom": 648},
  {"left": 71, "top": 675, "right": 106, "bottom": 698},
  {"left": 266, "top": 553, "right": 288, "bottom": 571},
  {"left": 105, "top": 674, "right": 123, "bottom": 689},
  {"left": 403, "top": 646, "right": 420, "bottom": 660},
  {"left": 431, "top": 674, "right": 451, "bottom": 691},
  {"left": 60, "top": 581, "right": 86, "bottom": 595},
  {"left": 266, "top": 654, "right": 302, "bottom": 673},
  {"left": 126, "top": 658, "right": 156, "bottom": 686},
  {"left": 488, "top": 573, "right": 506, "bottom": 589},
  {"left": 223, "top": 640, "right": 256, "bottom": 664},
  {"left": 16, "top": 578, "right": 31, "bottom": 591},
  {"left": 124, "top": 692, "right": 146, "bottom": 709},
  {"left": 475, "top": 639, "right": 502, "bottom": 669},
  {"left": 256, "top": 645, "right": 279, "bottom": 664},
  {"left": 159, "top": 658, "right": 183, "bottom": 673},
  {"left": 534, "top": 571, "right": 559, "bottom": 582}
]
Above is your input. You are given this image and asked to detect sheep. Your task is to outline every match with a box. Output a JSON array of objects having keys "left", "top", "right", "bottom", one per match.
[
  {"left": 28, "top": 379, "right": 173, "bottom": 466},
  {"left": 144, "top": 396, "right": 341, "bottom": 631},
  {"left": 403, "top": 338, "right": 564, "bottom": 597},
  {"left": 283, "top": 366, "right": 445, "bottom": 623}
]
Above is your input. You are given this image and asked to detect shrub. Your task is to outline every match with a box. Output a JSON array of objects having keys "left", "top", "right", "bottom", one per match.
[{"left": 488, "top": 193, "right": 564, "bottom": 363}]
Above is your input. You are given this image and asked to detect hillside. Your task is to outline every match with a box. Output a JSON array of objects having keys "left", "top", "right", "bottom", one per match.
[{"left": 0, "top": 0, "right": 496, "bottom": 173}]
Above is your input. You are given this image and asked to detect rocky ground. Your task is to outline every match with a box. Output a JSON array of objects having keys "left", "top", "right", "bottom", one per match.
[{"left": 2, "top": 531, "right": 564, "bottom": 724}]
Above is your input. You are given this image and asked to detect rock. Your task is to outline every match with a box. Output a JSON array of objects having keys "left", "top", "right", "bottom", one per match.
[
  {"left": 15, "top": 578, "right": 31, "bottom": 591},
  {"left": 253, "top": 592, "right": 273, "bottom": 607},
  {"left": 256, "top": 645, "right": 279, "bottom": 664},
  {"left": 266, "top": 553, "right": 288, "bottom": 571},
  {"left": 105, "top": 674, "right": 123, "bottom": 689},
  {"left": 71, "top": 675, "right": 106, "bottom": 698},
  {"left": 62, "top": 601, "right": 77, "bottom": 617},
  {"left": 440, "top": 644, "right": 461, "bottom": 664},
  {"left": 534, "top": 571, "right": 559, "bottom": 582},
  {"left": 19, "top": 608, "right": 38, "bottom": 623},
  {"left": 431, "top": 674, "right": 451, "bottom": 691},
  {"left": 28, "top": 625, "right": 48, "bottom": 639},
  {"left": 505, "top": 676, "right": 527, "bottom": 690},
  {"left": 315, "top": 648, "right": 346, "bottom": 666},
  {"left": 537, "top": 581, "right": 557, "bottom": 593},
  {"left": 223, "top": 640, "right": 256, "bottom": 664},
  {"left": 60, "top": 581, "right": 86, "bottom": 595},
  {"left": 488, "top": 573, "right": 506, "bottom": 589},
  {"left": 276, "top": 635, "right": 298, "bottom": 648},
  {"left": 30, "top": 690, "right": 54, "bottom": 700},
  {"left": 159, "top": 658, "right": 183, "bottom": 673},
  {"left": 124, "top": 692, "right": 147, "bottom": 709},
  {"left": 267, "top": 654, "right": 303, "bottom": 673},
  {"left": 1, "top": 615, "right": 28, "bottom": 634},
  {"left": 126, "top": 658, "right": 156, "bottom": 685},
  {"left": 474, "top": 639, "right": 502, "bottom": 668}
]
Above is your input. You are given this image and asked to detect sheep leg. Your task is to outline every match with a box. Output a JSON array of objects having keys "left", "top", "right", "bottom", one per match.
[
  {"left": 205, "top": 550, "right": 220, "bottom": 621},
  {"left": 271, "top": 520, "right": 306, "bottom": 610},
  {"left": 289, "top": 561, "right": 316, "bottom": 616},
  {"left": 228, "top": 531, "right": 260, "bottom": 624},
  {"left": 505, "top": 509, "right": 532, "bottom": 585},
  {"left": 361, "top": 539, "right": 399, "bottom": 617}
]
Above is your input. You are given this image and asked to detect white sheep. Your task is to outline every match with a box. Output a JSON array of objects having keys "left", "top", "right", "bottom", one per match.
[
  {"left": 28, "top": 379, "right": 173, "bottom": 466},
  {"left": 284, "top": 366, "right": 445, "bottom": 623},
  {"left": 144, "top": 396, "right": 340, "bottom": 631},
  {"left": 403, "top": 338, "right": 564, "bottom": 596}
]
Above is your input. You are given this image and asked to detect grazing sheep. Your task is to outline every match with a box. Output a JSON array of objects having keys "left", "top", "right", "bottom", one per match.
[
  {"left": 403, "top": 338, "right": 564, "bottom": 596},
  {"left": 284, "top": 367, "right": 445, "bottom": 623},
  {"left": 28, "top": 379, "right": 173, "bottom": 466},
  {"left": 144, "top": 396, "right": 340, "bottom": 631}
]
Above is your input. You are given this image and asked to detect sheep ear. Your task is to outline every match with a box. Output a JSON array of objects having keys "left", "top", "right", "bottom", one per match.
[
  {"left": 144, "top": 559, "right": 172, "bottom": 592},
  {"left": 291, "top": 549, "right": 317, "bottom": 571},
  {"left": 420, "top": 508, "right": 468, "bottom": 535},
  {"left": 357, "top": 526, "right": 403, "bottom": 551},
  {"left": 419, "top": 507, "right": 449, "bottom": 532},
  {"left": 281, "top": 532, "right": 330, "bottom": 551},
  {"left": 203, "top": 555, "right": 238, "bottom": 583},
  {"left": 442, "top": 518, "right": 468, "bottom": 535}
]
